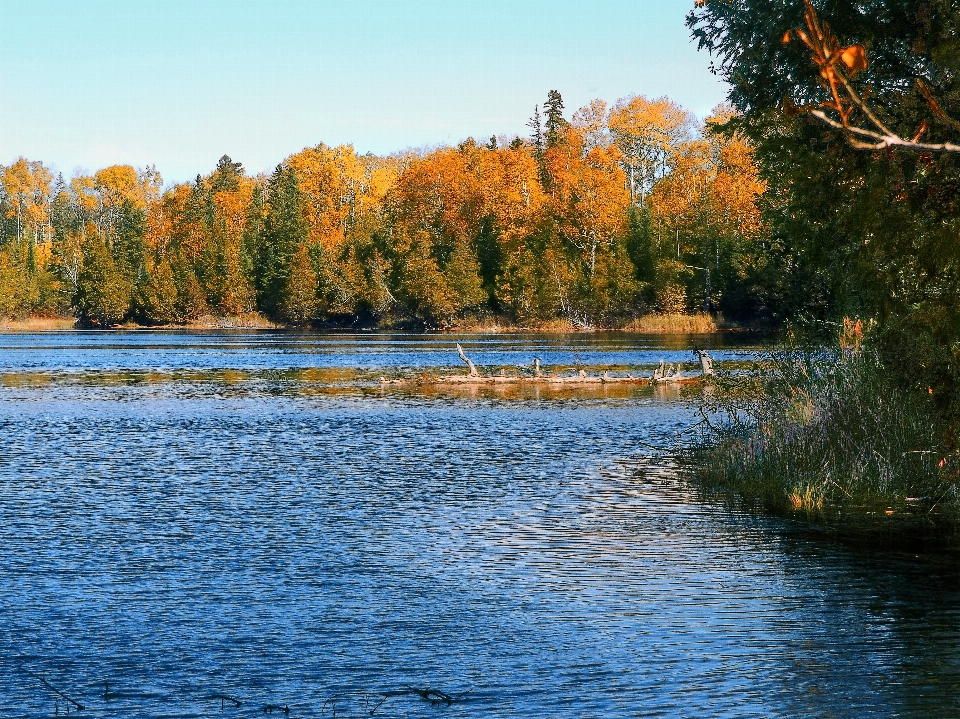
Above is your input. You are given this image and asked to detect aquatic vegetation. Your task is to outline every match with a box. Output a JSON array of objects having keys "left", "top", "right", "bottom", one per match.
[
  {"left": 622, "top": 313, "right": 718, "bottom": 334},
  {"left": 690, "top": 340, "right": 960, "bottom": 542}
]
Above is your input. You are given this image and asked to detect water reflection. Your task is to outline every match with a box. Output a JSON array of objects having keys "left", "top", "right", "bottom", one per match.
[{"left": 0, "top": 333, "right": 956, "bottom": 718}]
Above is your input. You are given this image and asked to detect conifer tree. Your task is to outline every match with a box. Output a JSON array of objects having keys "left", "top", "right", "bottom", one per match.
[
  {"left": 134, "top": 260, "right": 178, "bottom": 324},
  {"left": 258, "top": 165, "right": 309, "bottom": 318},
  {"left": 75, "top": 236, "right": 132, "bottom": 326},
  {"left": 281, "top": 243, "right": 319, "bottom": 324},
  {"left": 209, "top": 155, "right": 243, "bottom": 194},
  {"left": 543, "top": 90, "right": 567, "bottom": 148},
  {"left": 527, "top": 105, "right": 544, "bottom": 164}
]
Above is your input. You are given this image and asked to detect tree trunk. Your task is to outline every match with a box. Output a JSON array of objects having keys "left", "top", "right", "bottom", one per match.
[{"left": 456, "top": 343, "right": 479, "bottom": 376}]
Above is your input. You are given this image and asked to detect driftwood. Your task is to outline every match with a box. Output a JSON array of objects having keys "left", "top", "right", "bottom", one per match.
[
  {"left": 369, "top": 686, "right": 462, "bottom": 715},
  {"left": 381, "top": 348, "right": 715, "bottom": 387},
  {"left": 23, "top": 669, "right": 84, "bottom": 712},
  {"left": 652, "top": 360, "right": 684, "bottom": 382},
  {"left": 695, "top": 349, "right": 714, "bottom": 376},
  {"left": 456, "top": 343, "right": 479, "bottom": 376},
  {"left": 210, "top": 693, "right": 242, "bottom": 708}
]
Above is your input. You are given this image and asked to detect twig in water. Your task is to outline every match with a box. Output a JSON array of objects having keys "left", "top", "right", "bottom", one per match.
[
  {"left": 210, "top": 693, "right": 242, "bottom": 708},
  {"left": 379, "top": 686, "right": 456, "bottom": 706},
  {"left": 22, "top": 668, "right": 85, "bottom": 711},
  {"left": 263, "top": 703, "right": 290, "bottom": 714},
  {"left": 321, "top": 696, "right": 338, "bottom": 716},
  {"left": 368, "top": 695, "right": 387, "bottom": 716}
]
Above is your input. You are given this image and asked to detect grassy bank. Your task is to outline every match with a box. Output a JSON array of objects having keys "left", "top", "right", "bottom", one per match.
[
  {"left": 622, "top": 313, "right": 719, "bottom": 333},
  {"left": 0, "top": 316, "right": 77, "bottom": 331},
  {"left": 688, "top": 342, "right": 960, "bottom": 547}
]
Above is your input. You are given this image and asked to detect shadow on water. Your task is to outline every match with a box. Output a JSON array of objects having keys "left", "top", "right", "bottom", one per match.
[{"left": 758, "top": 518, "right": 960, "bottom": 718}]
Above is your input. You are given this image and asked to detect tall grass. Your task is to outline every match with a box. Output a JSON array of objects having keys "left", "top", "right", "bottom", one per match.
[
  {"left": 623, "top": 313, "right": 718, "bottom": 333},
  {"left": 689, "top": 341, "right": 960, "bottom": 540},
  {"left": 0, "top": 315, "right": 76, "bottom": 331}
]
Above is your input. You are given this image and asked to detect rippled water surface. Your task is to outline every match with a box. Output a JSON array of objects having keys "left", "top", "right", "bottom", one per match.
[{"left": 2, "top": 332, "right": 959, "bottom": 718}]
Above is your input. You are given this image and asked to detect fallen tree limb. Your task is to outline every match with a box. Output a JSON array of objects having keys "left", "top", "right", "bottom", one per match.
[
  {"left": 22, "top": 669, "right": 84, "bottom": 711},
  {"left": 370, "top": 685, "right": 460, "bottom": 714},
  {"left": 456, "top": 343, "right": 479, "bottom": 376},
  {"left": 210, "top": 693, "right": 241, "bottom": 708}
]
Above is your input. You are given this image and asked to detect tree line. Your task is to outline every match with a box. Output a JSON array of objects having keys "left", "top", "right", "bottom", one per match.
[{"left": 0, "top": 91, "right": 768, "bottom": 328}]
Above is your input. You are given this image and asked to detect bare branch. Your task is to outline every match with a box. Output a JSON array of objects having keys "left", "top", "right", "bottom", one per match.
[
  {"left": 809, "top": 110, "right": 960, "bottom": 152},
  {"left": 789, "top": 0, "right": 960, "bottom": 153}
]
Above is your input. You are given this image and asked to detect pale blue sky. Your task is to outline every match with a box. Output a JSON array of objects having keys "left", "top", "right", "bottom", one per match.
[{"left": 0, "top": 0, "right": 727, "bottom": 183}]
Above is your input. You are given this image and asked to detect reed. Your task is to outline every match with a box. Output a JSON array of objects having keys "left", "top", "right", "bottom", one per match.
[
  {"left": 688, "top": 343, "right": 960, "bottom": 543},
  {"left": 0, "top": 315, "right": 76, "bottom": 331},
  {"left": 623, "top": 313, "right": 718, "bottom": 334}
]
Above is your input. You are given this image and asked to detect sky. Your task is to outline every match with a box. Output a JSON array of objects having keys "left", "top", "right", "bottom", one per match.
[{"left": 0, "top": 0, "right": 729, "bottom": 184}]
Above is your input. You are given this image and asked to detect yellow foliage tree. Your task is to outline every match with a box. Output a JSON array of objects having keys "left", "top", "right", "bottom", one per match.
[{"left": 608, "top": 96, "right": 693, "bottom": 205}]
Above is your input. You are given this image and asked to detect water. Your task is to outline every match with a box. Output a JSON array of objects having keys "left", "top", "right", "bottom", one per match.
[{"left": 1, "top": 332, "right": 958, "bottom": 718}]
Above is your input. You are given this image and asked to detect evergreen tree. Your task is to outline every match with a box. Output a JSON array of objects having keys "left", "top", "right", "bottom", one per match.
[
  {"left": 473, "top": 214, "right": 502, "bottom": 310},
  {"left": 625, "top": 205, "right": 655, "bottom": 288},
  {"left": 688, "top": 0, "right": 960, "bottom": 418},
  {"left": 75, "top": 236, "right": 132, "bottom": 326},
  {"left": 209, "top": 155, "right": 244, "bottom": 194},
  {"left": 172, "top": 258, "right": 208, "bottom": 320},
  {"left": 442, "top": 238, "right": 486, "bottom": 314},
  {"left": 133, "top": 260, "right": 178, "bottom": 325},
  {"left": 109, "top": 199, "right": 147, "bottom": 281},
  {"left": 543, "top": 90, "right": 567, "bottom": 148},
  {"left": 281, "top": 243, "right": 319, "bottom": 324},
  {"left": 527, "top": 105, "right": 544, "bottom": 163},
  {"left": 258, "top": 165, "right": 309, "bottom": 318}
]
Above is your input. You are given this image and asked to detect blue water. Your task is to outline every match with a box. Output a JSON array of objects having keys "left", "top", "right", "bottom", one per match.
[{"left": 1, "top": 332, "right": 958, "bottom": 718}]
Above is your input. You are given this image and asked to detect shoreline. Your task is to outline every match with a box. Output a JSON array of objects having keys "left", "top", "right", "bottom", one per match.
[{"left": 1, "top": 312, "right": 753, "bottom": 334}]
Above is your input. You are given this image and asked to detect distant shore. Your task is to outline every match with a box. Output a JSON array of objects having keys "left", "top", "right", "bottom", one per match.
[{"left": 0, "top": 312, "right": 746, "bottom": 334}]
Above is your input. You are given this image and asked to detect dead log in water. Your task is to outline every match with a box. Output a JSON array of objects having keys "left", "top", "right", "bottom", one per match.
[
  {"left": 369, "top": 686, "right": 462, "bottom": 715},
  {"left": 22, "top": 669, "right": 84, "bottom": 712},
  {"left": 696, "top": 349, "right": 715, "bottom": 377},
  {"left": 210, "top": 693, "right": 241, "bottom": 708},
  {"left": 379, "top": 346, "right": 714, "bottom": 387}
]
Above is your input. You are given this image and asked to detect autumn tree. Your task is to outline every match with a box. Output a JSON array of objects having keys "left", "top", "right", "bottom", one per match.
[
  {"left": 545, "top": 127, "right": 636, "bottom": 322},
  {"left": 608, "top": 96, "right": 693, "bottom": 206},
  {"left": 572, "top": 99, "right": 610, "bottom": 152},
  {"left": 647, "top": 108, "right": 767, "bottom": 315},
  {"left": 1, "top": 158, "right": 53, "bottom": 246}
]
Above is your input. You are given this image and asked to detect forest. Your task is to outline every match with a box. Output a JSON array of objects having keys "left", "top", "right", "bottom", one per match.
[{"left": 0, "top": 92, "right": 769, "bottom": 329}]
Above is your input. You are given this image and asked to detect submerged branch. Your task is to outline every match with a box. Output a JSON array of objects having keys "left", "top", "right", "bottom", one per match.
[{"left": 22, "top": 669, "right": 85, "bottom": 711}]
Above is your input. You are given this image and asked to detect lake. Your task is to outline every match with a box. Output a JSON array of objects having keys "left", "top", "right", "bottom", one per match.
[{"left": 1, "top": 331, "right": 958, "bottom": 718}]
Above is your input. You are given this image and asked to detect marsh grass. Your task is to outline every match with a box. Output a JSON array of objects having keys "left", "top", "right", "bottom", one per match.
[
  {"left": 623, "top": 313, "right": 719, "bottom": 333},
  {"left": 0, "top": 316, "right": 76, "bottom": 331},
  {"left": 689, "top": 343, "right": 960, "bottom": 544}
]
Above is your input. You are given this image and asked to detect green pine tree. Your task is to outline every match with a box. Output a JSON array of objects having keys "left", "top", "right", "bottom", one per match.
[
  {"left": 281, "top": 244, "right": 319, "bottom": 324},
  {"left": 257, "top": 165, "right": 309, "bottom": 318},
  {"left": 543, "top": 90, "right": 567, "bottom": 148},
  {"left": 75, "top": 236, "right": 132, "bottom": 326}
]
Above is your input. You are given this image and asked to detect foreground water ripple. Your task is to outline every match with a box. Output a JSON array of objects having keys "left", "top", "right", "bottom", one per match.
[{"left": 1, "top": 332, "right": 959, "bottom": 718}]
